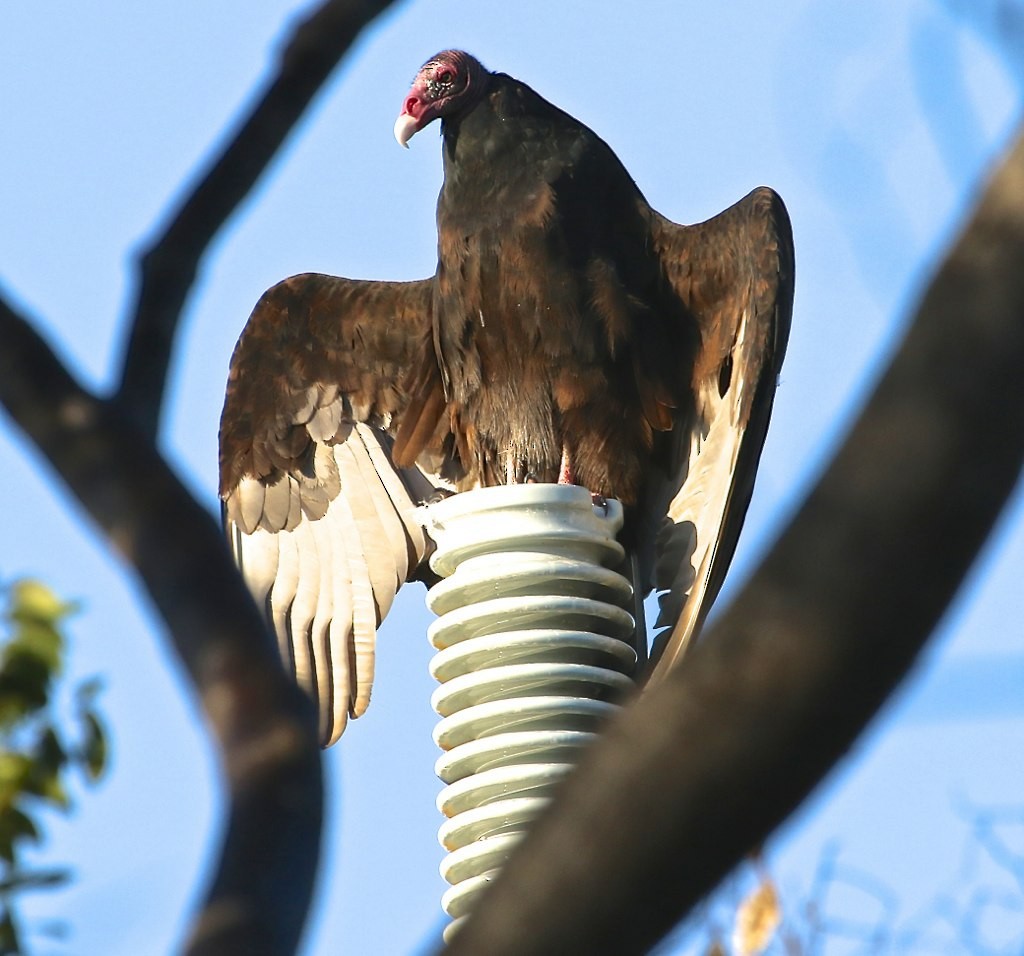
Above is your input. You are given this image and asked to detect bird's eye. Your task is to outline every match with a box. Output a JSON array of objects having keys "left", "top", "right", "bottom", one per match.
[{"left": 437, "top": 68, "right": 454, "bottom": 85}]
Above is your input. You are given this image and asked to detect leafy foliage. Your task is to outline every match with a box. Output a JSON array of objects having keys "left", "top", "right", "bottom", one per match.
[{"left": 0, "top": 581, "right": 107, "bottom": 955}]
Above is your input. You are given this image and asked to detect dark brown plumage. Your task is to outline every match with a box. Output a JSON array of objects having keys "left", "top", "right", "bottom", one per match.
[{"left": 219, "top": 50, "right": 794, "bottom": 746}]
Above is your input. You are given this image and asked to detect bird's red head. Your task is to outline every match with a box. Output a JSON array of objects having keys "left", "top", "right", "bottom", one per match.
[{"left": 394, "top": 50, "right": 488, "bottom": 147}]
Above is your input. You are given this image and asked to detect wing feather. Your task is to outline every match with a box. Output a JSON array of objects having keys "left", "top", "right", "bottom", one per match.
[
  {"left": 306, "top": 500, "right": 342, "bottom": 742},
  {"left": 646, "top": 187, "right": 794, "bottom": 678},
  {"left": 323, "top": 516, "right": 354, "bottom": 743},
  {"left": 219, "top": 274, "right": 449, "bottom": 745},
  {"left": 288, "top": 517, "right": 323, "bottom": 688},
  {"left": 359, "top": 425, "right": 435, "bottom": 559},
  {"left": 349, "top": 426, "right": 412, "bottom": 598},
  {"left": 269, "top": 523, "right": 302, "bottom": 676},
  {"left": 335, "top": 439, "right": 399, "bottom": 617}
]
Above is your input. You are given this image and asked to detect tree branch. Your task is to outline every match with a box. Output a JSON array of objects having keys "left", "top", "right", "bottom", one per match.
[
  {"left": 115, "top": 0, "right": 403, "bottom": 438},
  {"left": 0, "top": 295, "right": 322, "bottom": 956},
  {"left": 3, "top": 3, "right": 408, "bottom": 948},
  {"left": 442, "top": 125, "right": 1024, "bottom": 956}
]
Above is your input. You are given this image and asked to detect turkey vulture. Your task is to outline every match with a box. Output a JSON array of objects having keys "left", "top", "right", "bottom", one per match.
[{"left": 219, "top": 50, "right": 794, "bottom": 747}]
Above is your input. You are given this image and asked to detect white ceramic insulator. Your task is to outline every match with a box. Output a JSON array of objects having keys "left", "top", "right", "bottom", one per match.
[{"left": 420, "top": 484, "right": 638, "bottom": 940}]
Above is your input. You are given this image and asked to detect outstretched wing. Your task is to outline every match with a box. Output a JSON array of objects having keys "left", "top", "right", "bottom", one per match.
[
  {"left": 646, "top": 187, "right": 794, "bottom": 677},
  {"left": 219, "top": 273, "right": 448, "bottom": 746}
]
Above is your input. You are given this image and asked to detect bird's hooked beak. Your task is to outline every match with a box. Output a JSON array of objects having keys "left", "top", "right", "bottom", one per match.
[
  {"left": 394, "top": 86, "right": 429, "bottom": 148},
  {"left": 394, "top": 110, "right": 420, "bottom": 149}
]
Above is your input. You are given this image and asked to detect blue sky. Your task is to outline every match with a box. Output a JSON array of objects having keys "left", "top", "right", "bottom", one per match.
[{"left": 1, "top": 2, "right": 1022, "bottom": 953}]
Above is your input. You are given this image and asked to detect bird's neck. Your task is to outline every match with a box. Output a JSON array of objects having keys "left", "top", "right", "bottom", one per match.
[{"left": 441, "top": 77, "right": 537, "bottom": 178}]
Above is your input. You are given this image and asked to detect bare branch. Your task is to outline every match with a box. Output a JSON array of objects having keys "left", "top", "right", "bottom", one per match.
[
  {"left": 115, "top": 0, "right": 403, "bottom": 438},
  {"left": 0, "top": 293, "right": 322, "bottom": 956},
  {"left": 0, "top": 4, "right": 410, "bottom": 946},
  {"left": 442, "top": 125, "right": 1024, "bottom": 956}
]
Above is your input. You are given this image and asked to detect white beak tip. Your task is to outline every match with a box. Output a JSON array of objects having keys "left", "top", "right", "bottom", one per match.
[{"left": 394, "top": 113, "right": 419, "bottom": 148}]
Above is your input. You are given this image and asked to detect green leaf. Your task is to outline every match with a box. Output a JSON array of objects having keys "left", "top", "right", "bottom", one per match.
[
  {"left": 0, "top": 580, "right": 105, "bottom": 954},
  {"left": 0, "top": 655, "right": 53, "bottom": 726},
  {"left": 22, "top": 775, "right": 69, "bottom": 811},
  {"left": 0, "top": 753, "right": 33, "bottom": 797},
  {"left": 36, "top": 727, "right": 66, "bottom": 774},
  {"left": 3, "top": 807, "right": 39, "bottom": 844},
  {"left": 16, "top": 731, "right": 70, "bottom": 810},
  {"left": 80, "top": 712, "right": 107, "bottom": 783},
  {"left": 7, "top": 580, "right": 77, "bottom": 628},
  {"left": 35, "top": 775, "right": 68, "bottom": 811},
  {"left": 0, "top": 805, "right": 41, "bottom": 865},
  {"left": 3, "top": 621, "right": 63, "bottom": 678}
]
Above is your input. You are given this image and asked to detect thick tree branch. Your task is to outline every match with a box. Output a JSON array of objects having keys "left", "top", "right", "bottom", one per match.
[
  {"left": 443, "top": 125, "right": 1024, "bottom": 955},
  {"left": 0, "top": 296, "right": 322, "bottom": 956},
  {"left": 115, "top": 0, "right": 403, "bottom": 438}
]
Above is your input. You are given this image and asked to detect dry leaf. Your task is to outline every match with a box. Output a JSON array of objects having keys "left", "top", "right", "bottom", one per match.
[{"left": 732, "top": 877, "right": 781, "bottom": 956}]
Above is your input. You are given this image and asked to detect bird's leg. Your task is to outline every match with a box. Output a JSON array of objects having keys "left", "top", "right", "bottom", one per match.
[
  {"left": 557, "top": 448, "right": 602, "bottom": 509},
  {"left": 558, "top": 446, "right": 574, "bottom": 485},
  {"left": 557, "top": 445, "right": 606, "bottom": 508}
]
